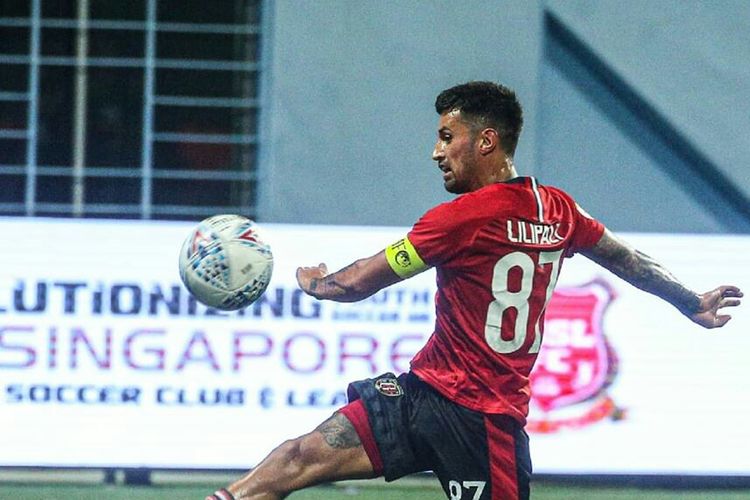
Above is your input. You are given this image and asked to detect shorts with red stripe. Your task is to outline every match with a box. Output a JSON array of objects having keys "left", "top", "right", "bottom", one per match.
[{"left": 340, "top": 371, "right": 531, "bottom": 500}]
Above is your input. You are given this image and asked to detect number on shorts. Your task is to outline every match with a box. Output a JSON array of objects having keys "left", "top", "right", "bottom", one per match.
[
  {"left": 448, "top": 480, "right": 486, "bottom": 500},
  {"left": 484, "top": 250, "right": 562, "bottom": 354}
]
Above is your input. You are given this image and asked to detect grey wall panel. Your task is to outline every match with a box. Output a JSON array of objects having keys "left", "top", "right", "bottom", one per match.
[
  {"left": 536, "top": 11, "right": 748, "bottom": 233},
  {"left": 258, "top": 0, "right": 750, "bottom": 234},
  {"left": 537, "top": 37, "right": 723, "bottom": 233},
  {"left": 545, "top": 0, "right": 750, "bottom": 223},
  {"left": 258, "top": 0, "right": 543, "bottom": 226}
]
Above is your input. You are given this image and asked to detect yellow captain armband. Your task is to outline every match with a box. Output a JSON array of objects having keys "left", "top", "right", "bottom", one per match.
[{"left": 385, "top": 236, "right": 428, "bottom": 278}]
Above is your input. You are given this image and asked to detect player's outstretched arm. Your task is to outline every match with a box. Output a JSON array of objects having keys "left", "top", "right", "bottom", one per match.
[
  {"left": 581, "top": 229, "right": 743, "bottom": 328},
  {"left": 296, "top": 250, "right": 403, "bottom": 302}
]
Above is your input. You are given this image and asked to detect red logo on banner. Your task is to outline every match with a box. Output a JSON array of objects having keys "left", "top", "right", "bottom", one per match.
[{"left": 527, "top": 279, "right": 625, "bottom": 433}]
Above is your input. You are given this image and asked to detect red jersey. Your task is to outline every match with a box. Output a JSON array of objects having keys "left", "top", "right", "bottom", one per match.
[{"left": 407, "top": 177, "right": 604, "bottom": 423}]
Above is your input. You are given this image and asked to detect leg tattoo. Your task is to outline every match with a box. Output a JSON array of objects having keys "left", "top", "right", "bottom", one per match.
[{"left": 316, "top": 412, "right": 362, "bottom": 449}]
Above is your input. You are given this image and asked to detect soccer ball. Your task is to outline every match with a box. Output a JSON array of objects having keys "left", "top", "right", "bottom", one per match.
[{"left": 179, "top": 215, "right": 273, "bottom": 310}]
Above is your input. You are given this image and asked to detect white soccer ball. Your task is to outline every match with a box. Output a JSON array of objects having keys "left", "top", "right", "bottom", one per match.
[{"left": 178, "top": 214, "right": 273, "bottom": 311}]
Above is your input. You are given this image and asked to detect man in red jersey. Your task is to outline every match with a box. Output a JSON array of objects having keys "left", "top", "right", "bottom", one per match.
[{"left": 207, "top": 82, "right": 742, "bottom": 500}]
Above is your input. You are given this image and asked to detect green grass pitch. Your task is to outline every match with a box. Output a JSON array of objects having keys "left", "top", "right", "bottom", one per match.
[{"left": 1, "top": 480, "right": 749, "bottom": 500}]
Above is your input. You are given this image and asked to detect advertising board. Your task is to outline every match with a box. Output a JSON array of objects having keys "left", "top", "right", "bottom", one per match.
[{"left": 0, "top": 218, "right": 747, "bottom": 475}]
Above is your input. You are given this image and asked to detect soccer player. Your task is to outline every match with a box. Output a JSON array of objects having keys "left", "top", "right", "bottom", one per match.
[{"left": 206, "top": 81, "right": 742, "bottom": 500}]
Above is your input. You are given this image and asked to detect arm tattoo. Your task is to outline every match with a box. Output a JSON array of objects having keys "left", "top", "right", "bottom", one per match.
[
  {"left": 316, "top": 412, "right": 362, "bottom": 449},
  {"left": 310, "top": 262, "right": 363, "bottom": 300},
  {"left": 586, "top": 233, "right": 700, "bottom": 315}
]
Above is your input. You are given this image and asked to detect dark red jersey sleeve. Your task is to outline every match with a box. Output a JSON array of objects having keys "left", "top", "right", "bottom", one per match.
[
  {"left": 565, "top": 202, "right": 605, "bottom": 257},
  {"left": 407, "top": 200, "right": 480, "bottom": 267}
]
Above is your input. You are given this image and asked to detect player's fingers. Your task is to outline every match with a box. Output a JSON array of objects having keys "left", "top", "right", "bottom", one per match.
[
  {"left": 296, "top": 266, "right": 315, "bottom": 282},
  {"left": 719, "top": 298, "right": 742, "bottom": 309},
  {"left": 720, "top": 286, "right": 743, "bottom": 297},
  {"left": 713, "top": 314, "right": 732, "bottom": 328}
]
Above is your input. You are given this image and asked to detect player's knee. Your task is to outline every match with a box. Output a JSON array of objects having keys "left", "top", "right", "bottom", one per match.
[
  {"left": 298, "top": 434, "right": 328, "bottom": 465},
  {"left": 279, "top": 434, "right": 329, "bottom": 475},
  {"left": 274, "top": 437, "right": 299, "bottom": 465},
  {"left": 275, "top": 437, "right": 313, "bottom": 472}
]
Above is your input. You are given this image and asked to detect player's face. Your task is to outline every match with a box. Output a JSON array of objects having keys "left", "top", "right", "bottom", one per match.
[{"left": 432, "top": 110, "right": 481, "bottom": 194}]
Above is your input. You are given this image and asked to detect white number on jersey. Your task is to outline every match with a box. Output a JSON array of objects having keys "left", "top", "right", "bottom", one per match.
[{"left": 484, "top": 250, "right": 563, "bottom": 354}]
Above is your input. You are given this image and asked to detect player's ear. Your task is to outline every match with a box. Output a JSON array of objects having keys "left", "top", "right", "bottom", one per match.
[{"left": 478, "top": 128, "right": 499, "bottom": 155}]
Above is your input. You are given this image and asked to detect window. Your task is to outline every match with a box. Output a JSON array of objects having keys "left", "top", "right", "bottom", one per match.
[{"left": 0, "top": 0, "right": 264, "bottom": 220}]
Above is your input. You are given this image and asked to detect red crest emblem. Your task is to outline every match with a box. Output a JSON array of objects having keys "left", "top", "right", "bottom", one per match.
[
  {"left": 374, "top": 378, "right": 404, "bottom": 397},
  {"left": 527, "top": 279, "right": 625, "bottom": 433}
]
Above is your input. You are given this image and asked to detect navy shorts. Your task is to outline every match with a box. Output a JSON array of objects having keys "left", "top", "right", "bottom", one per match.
[{"left": 344, "top": 371, "right": 531, "bottom": 500}]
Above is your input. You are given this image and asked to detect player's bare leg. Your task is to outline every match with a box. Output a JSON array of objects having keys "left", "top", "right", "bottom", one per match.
[{"left": 205, "top": 411, "right": 377, "bottom": 500}]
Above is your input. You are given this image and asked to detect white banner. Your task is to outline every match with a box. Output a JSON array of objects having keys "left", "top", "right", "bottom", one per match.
[{"left": 0, "top": 218, "right": 748, "bottom": 475}]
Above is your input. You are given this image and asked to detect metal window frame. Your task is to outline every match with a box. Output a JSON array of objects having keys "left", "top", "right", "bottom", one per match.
[{"left": 0, "top": 0, "right": 264, "bottom": 220}]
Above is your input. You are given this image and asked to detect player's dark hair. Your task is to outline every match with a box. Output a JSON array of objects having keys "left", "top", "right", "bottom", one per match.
[{"left": 435, "top": 81, "right": 523, "bottom": 156}]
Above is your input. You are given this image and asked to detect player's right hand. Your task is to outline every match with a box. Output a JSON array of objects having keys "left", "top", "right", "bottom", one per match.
[
  {"left": 689, "top": 285, "right": 743, "bottom": 328},
  {"left": 296, "top": 263, "right": 329, "bottom": 296}
]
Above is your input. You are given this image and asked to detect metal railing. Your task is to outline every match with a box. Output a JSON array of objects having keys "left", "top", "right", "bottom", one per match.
[{"left": 0, "top": 0, "right": 263, "bottom": 220}]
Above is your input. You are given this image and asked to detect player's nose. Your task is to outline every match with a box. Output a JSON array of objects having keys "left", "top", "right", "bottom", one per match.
[{"left": 432, "top": 142, "right": 444, "bottom": 162}]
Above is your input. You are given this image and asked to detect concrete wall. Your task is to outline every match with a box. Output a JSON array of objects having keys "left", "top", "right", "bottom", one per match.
[
  {"left": 541, "top": 0, "right": 750, "bottom": 232},
  {"left": 258, "top": 0, "right": 750, "bottom": 233},
  {"left": 257, "top": 0, "right": 543, "bottom": 226}
]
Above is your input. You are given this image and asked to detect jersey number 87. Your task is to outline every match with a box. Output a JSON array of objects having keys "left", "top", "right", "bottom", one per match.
[{"left": 484, "top": 249, "right": 563, "bottom": 354}]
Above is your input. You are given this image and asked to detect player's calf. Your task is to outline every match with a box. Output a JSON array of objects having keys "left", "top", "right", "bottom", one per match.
[{"left": 204, "top": 411, "right": 376, "bottom": 499}]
